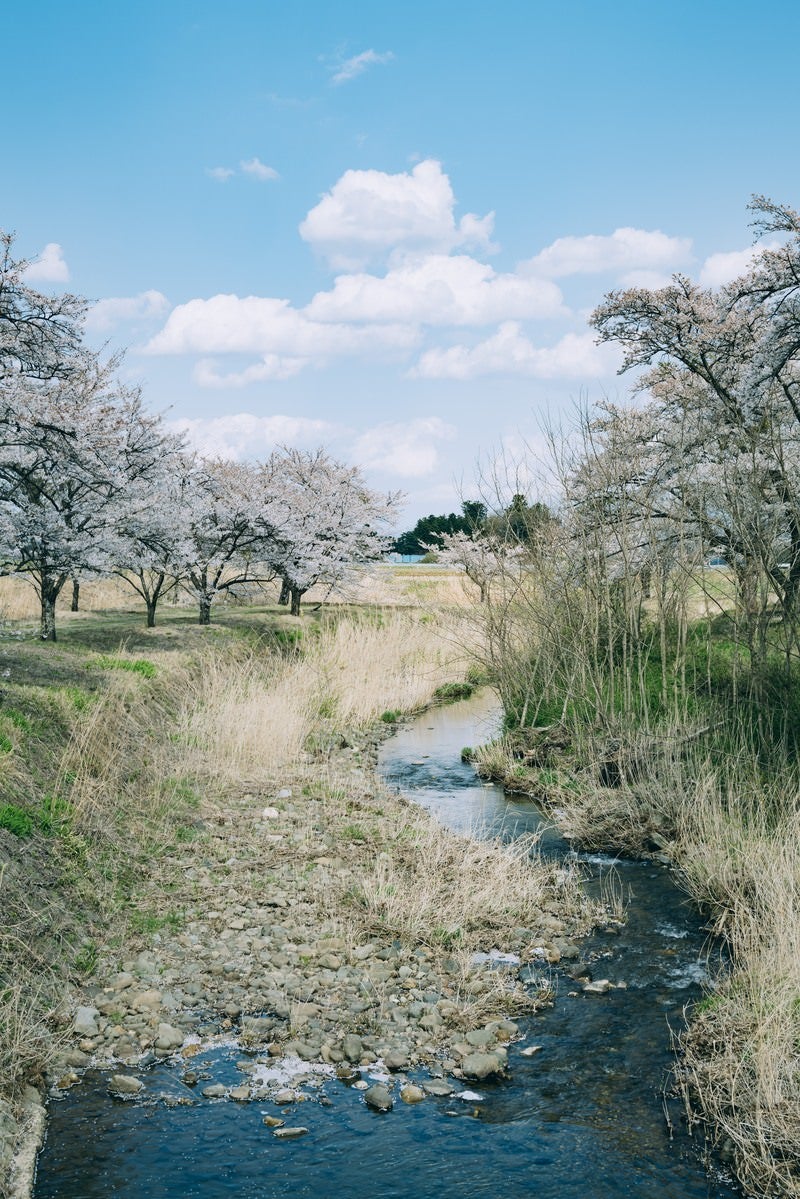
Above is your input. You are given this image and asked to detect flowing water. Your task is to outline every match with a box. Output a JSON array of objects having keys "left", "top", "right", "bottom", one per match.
[{"left": 34, "top": 691, "right": 739, "bottom": 1198}]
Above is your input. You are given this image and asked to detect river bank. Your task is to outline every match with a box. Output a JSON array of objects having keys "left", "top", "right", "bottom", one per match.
[
  {"left": 32, "top": 687, "right": 742, "bottom": 1199},
  {"left": 0, "top": 606, "right": 604, "bottom": 1198}
]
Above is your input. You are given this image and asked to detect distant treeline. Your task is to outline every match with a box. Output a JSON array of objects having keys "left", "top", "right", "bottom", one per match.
[{"left": 393, "top": 497, "right": 553, "bottom": 555}]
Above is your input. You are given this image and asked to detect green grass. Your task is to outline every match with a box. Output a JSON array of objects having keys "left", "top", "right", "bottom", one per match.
[
  {"left": 341, "top": 823, "right": 367, "bottom": 843},
  {"left": 128, "top": 908, "right": 184, "bottom": 935},
  {"left": 380, "top": 709, "right": 400, "bottom": 723},
  {"left": 4, "top": 709, "right": 32, "bottom": 733},
  {"left": 433, "top": 681, "right": 475, "bottom": 703},
  {"left": 0, "top": 803, "right": 34, "bottom": 837},
  {"left": 37, "top": 793, "right": 73, "bottom": 833},
  {"left": 94, "top": 655, "right": 157, "bottom": 679}
]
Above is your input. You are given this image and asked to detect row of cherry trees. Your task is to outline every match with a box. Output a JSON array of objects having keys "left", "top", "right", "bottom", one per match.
[{"left": 0, "top": 233, "right": 398, "bottom": 640}]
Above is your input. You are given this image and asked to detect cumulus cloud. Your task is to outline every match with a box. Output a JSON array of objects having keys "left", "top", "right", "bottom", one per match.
[
  {"left": 618, "top": 269, "right": 675, "bottom": 290},
  {"left": 240, "top": 157, "right": 280, "bottom": 181},
  {"left": 330, "top": 48, "right": 394, "bottom": 86},
  {"left": 146, "top": 293, "right": 419, "bottom": 367},
  {"left": 353, "top": 417, "right": 457, "bottom": 478},
  {"left": 23, "top": 243, "right": 69, "bottom": 283},
  {"left": 305, "top": 254, "right": 565, "bottom": 326},
  {"left": 85, "top": 290, "right": 169, "bottom": 332},
  {"left": 299, "top": 160, "right": 495, "bottom": 268},
  {"left": 413, "top": 324, "right": 622, "bottom": 380},
  {"left": 521, "top": 227, "right": 691, "bottom": 279},
  {"left": 193, "top": 355, "right": 306, "bottom": 387},
  {"left": 698, "top": 242, "right": 780, "bottom": 288},
  {"left": 169, "top": 413, "right": 338, "bottom": 459},
  {"left": 207, "top": 166, "right": 235, "bottom": 182}
]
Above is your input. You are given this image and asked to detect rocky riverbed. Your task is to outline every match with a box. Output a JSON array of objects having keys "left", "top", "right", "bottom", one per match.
[{"left": 6, "top": 721, "right": 606, "bottom": 1197}]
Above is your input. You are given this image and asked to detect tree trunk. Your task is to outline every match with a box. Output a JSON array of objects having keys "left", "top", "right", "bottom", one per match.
[
  {"left": 290, "top": 587, "right": 303, "bottom": 616},
  {"left": 40, "top": 581, "right": 60, "bottom": 641},
  {"left": 198, "top": 593, "right": 212, "bottom": 625},
  {"left": 279, "top": 577, "right": 291, "bottom": 606},
  {"left": 146, "top": 598, "right": 158, "bottom": 628},
  {"left": 71, "top": 577, "right": 80, "bottom": 612}
]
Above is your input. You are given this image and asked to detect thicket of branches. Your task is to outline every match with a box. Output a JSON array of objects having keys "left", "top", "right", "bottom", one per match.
[
  {"left": 458, "top": 197, "right": 800, "bottom": 1198},
  {"left": 459, "top": 197, "right": 800, "bottom": 752},
  {"left": 0, "top": 233, "right": 398, "bottom": 640}
]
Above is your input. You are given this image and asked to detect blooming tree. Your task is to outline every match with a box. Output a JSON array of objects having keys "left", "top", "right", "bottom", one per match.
[
  {"left": 0, "top": 353, "right": 169, "bottom": 639},
  {"left": 114, "top": 436, "right": 193, "bottom": 626},
  {"left": 264, "top": 447, "right": 400, "bottom": 615},
  {"left": 431, "top": 530, "right": 521, "bottom": 602},
  {"left": 0, "top": 231, "right": 85, "bottom": 381},
  {"left": 590, "top": 197, "right": 800, "bottom": 662},
  {"left": 180, "top": 457, "right": 278, "bottom": 624}
]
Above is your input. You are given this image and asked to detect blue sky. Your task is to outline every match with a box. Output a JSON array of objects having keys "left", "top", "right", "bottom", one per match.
[{"left": 4, "top": 0, "right": 799, "bottom": 523}]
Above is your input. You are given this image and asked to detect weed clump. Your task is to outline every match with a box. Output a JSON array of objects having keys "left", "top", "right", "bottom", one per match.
[{"left": 0, "top": 804, "right": 34, "bottom": 837}]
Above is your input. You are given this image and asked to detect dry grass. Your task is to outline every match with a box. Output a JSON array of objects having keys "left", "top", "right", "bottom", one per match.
[
  {"left": 348, "top": 812, "right": 585, "bottom": 951},
  {"left": 183, "top": 610, "right": 469, "bottom": 783},
  {"left": 670, "top": 775, "right": 800, "bottom": 1197},
  {"left": 0, "top": 576, "right": 132, "bottom": 622},
  {"left": 0, "top": 565, "right": 473, "bottom": 629}
]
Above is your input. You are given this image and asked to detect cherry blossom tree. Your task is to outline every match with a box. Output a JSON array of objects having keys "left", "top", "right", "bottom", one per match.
[
  {"left": 590, "top": 197, "right": 800, "bottom": 665},
  {"left": 180, "top": 458, "right": 278, "bottom": 624},
  {"left": 431, "top": 530, "right": 521, "bottom": 602},
  {"left": 114, "top": 438, "right": 193, "bottom": 626},
  {"left": 0, "top": 231, "right": 86, "bottom": 380},
  {"left": 264, "top": 447, "right": 400, "bottom": 615},
  {"left": 0, "top": 352, "right": 167, "bottom": 639}
]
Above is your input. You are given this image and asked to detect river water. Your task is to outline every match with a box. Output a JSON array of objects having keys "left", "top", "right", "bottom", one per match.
[{"left": 34, "top": 691, "right": 740, "bottom": 1198}]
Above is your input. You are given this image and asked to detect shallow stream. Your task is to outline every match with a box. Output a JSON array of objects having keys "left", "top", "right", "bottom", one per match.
[{"left": 34, "top": 691, "right": 739, "bottom": 1198}]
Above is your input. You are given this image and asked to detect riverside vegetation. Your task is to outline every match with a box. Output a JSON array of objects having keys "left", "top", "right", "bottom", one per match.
[
  {"left": 455, "top": 198, "right": 800, "bottom": 1199},
  {"left": 0, "top": 580, "right": 603, "bottom": 1198}
]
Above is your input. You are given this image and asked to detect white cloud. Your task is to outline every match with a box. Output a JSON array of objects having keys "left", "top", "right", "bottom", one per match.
[
  {"left": 619, "top": 269, "right": 675, "bottom": 290},
  {"left": 207, "top": 166, "right": 235, "bottom": 182},
  {"left": 353, "top": 417, "right": 457, "bottom": 478},
  {"left": 146, "top": 293, "right": 419, "bottom": 367},
  {"left": 698, "top": 241, "right": 780, "bottom": 288},
  {"left": 330, "top": 49, "right": 394, "bottom": 86},
  {"left": 169, "top": 413, "right": 338, "bottom": 459},
  {"left": 193, "top": 355, "right": 306, "bottom": 387},
  {"left": 240, "top": 157, "right": 280, "bottom": 181},
  {"left": 413, "top": 324, "right": 622, "bottom": 380},
  {"left": 521, "top": 227, "right": 691, "bottom": 279},
  {"left": 85, "top": 290, "right": 169, "bottom": 332},
  {"left": 305, "top": 254, "right": 565, "bottom": 326},
  {"left": 299, "top": 159, "right": 495, "bottom": 268},
  {"left": 23, "top": 243, "right": 69, "bottom": 283}
]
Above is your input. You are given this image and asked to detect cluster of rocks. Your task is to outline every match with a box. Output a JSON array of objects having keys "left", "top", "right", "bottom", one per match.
[{"left": 46, "top": 740, "right": 607, "bottom": 1132}]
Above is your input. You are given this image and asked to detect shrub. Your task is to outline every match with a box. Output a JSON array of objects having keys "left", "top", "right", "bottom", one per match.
[{"left": 433, "top": 681, "right": 474, "bottom": 703}]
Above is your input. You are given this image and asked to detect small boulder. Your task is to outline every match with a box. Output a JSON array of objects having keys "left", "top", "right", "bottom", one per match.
[
  {"left": 273, "top": 1126, "right": 308, "bottom": 1139},
  {"left": 72, "top": 1006, "right": 100, "bottom": 1037},
  {"left": 422, "top": 1079, "right": 454, "bottom": 1097},
  {"left": 583, "top": 979, "right": 614, "bottom": 995},
  {"left": 342, "top": 1034, "right": 363, "bottom": 1064},
  {"left": 155, "top": 1023, "right": 184, "bottom": 1051},
  {"left": 461, "top": 1052, "right": 504, "bottom": 1081},
  {"left": 383, "top": 1049, "right": 409, "bottom": 1071},
  {"left": 465, "top": 1028, "right": 495, "bottom": 1048},
  {"left": 364, "top": 1083, "right": 393, "bottom": 1112},
  {"left": 109, "top": 1075, "right": 144, "bottom": 1096},
  {"left": 400, "top": 1084, "right": 425, "bottom": 1104}
]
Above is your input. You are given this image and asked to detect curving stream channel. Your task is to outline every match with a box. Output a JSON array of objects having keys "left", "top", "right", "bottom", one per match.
[{"left": 34, "top": 691, "right": 740, "bottom": 1198}]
